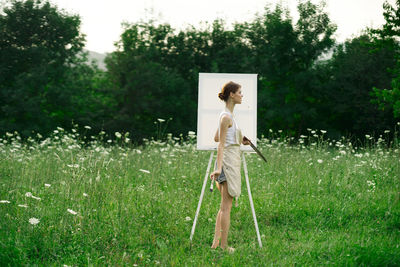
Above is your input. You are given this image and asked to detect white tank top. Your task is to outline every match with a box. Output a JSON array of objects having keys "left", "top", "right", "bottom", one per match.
[{"left": 218, "top": 109, "right": 239, "bottom": 147}]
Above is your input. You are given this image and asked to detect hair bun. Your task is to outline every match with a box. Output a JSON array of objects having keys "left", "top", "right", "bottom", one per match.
[{"left": 218, "top": 81, "right": 241, "bottom": 102}]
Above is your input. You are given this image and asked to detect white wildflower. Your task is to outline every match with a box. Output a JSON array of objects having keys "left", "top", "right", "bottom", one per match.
[
  {"left": 300, "top": 135, "right": 307, "bottom": 138},
  {"left": 384, "top": 130, "right": 390, "bottom": 134},
  {"left": 157, "top": 118, "right": 166, "bottom": 122},
  {"left": 83, "top": 193, "right": 88, "bottom": 197},
  {"left": 365, "top": 134, "right": 370, "bottom": 139},
  {"left": 115, "top": 132, "right": 122, "bottom": 138},
  {"left": 320, "top": 130, "right": 327, "bottom": 134},
  {"left": 67, "top": 164, "right": 79, "bottom": 168},
  {"left": 25, "top": 192, "right": 41, "bottom": 200},
  {"left": 185, "top": 216, "right": 191, "bottom": 221},
  {"left": 29, "top": 217, "right": 40, "bottom": 225},
  {"left": 318, "top": 179, "right": 322, "bottom": 185},
  {"left": 67, "top": 209, "right": 77, "bottom": 215},
  {"left": 18, "top": 204, "right": 28, "bottom": 208},
  {"left": 317, "top": 159, "right": 323, "bottom": 164},
  {"left": 139, "top": 169, "right": 150, "bottom": 174},
  {"left": 44, "top": 183, "right": 51, "bottom": 187},
  {"left": 339, "top": 150, "right": 346, "bottom": 155},
  {"left": 188, "top": 131, "right": 196, "bottom": 136},
  {"left": 84, "top": 125, "right": 91, "bottom": 130},
  {"left": 0, "top": 200, "right": 10, "bottom": 203}
]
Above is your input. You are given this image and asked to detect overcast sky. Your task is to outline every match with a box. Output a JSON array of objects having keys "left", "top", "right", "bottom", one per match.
[{"left": 49, "top": 0, "right": 396, "bottom": 54}]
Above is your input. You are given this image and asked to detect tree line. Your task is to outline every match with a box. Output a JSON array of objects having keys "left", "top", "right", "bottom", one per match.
[{"left": 1, "top": 0, "right": 399, "bottom": 142}]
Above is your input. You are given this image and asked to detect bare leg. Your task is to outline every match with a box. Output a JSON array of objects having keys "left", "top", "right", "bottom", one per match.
[
  {"left": 211, "top": 181, "right": 223, "bottom": 249},
  {"left": 211, "top": 209, "right": 222, "bottom": 248},
  {"left": 219, "top": 183, "right": 233, "bottom": 249}
]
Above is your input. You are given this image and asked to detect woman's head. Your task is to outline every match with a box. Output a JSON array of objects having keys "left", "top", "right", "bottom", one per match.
[{"left": 218, "top": 81, "right": 242, "bottom": 103}]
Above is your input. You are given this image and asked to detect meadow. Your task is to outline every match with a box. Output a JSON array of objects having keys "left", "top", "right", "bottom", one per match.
[{"left": 0, "top": 126, "right": 399, "bottom": 266}]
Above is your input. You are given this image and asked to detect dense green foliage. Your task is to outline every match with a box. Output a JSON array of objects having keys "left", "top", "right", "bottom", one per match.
[
  {"left": 0, "top": 129, "right": 399, "bottom": 265},
  {"left": 0, "top": 0, "right": 399, "bottom": 141},
  {"left": 0, "top": 0, "right": 112, "bottom": 136},
  {"left": 370, "top": 0, "right": 400, "bottom": 119}
]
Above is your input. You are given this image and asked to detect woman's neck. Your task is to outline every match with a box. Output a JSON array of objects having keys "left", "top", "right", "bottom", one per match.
[{"left": 225, "top": 101, "right": 235, "bottom": 113}]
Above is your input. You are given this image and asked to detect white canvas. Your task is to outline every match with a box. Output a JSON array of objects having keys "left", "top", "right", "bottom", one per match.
[{"left": 197, "top": 73, "right": 257, "bottom": 151}]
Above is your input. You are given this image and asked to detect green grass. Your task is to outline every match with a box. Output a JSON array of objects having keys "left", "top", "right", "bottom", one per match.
[{"left": 0, "top": 128, "right": 399, "bottom": 266}]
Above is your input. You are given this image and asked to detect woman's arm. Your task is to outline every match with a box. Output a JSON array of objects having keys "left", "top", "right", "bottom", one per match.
[
  {"left": 210, "top": 115, "right": 230, "bottom": 179},
  {"left": 214, "top": 128, "right": 219, "bottom": 142}
]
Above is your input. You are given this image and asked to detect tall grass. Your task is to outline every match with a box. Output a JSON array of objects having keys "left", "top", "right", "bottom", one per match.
[{"left": 0, "top": 126, "right": 399, "bottom": 266}]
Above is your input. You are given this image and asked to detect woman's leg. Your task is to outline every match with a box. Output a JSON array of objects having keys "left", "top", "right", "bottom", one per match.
[
  {"left": 219, "top": 182, "right": 233, "bottom": 249},
  {"left": 211, "top": 209, "right": 222, "bottom": 248},
  {"left": 211, "top": 180, "right": 223, "bottom": 248}
]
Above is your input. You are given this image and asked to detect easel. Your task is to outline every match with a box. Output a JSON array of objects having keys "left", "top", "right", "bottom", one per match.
[{"left": 189, "top": 150, "right": 263, "bottom": 248}]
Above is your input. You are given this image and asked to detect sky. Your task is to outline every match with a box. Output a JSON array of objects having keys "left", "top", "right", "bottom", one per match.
[{"left": 48, "top": 0, "right": 397, "bottom": 54}]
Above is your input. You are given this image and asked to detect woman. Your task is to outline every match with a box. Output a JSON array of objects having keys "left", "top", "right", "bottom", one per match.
[{"left": 210, "top": 81, "right": 250, "bottom": 252}]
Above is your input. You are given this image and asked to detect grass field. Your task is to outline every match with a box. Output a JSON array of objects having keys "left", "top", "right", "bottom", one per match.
[{"left": 1, "top": 127, "right": 399, "bottom": 266}]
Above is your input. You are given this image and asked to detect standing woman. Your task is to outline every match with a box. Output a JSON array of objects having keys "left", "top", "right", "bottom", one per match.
[{"left": 210, "top": 81, "right": 250, "bottom": 252}]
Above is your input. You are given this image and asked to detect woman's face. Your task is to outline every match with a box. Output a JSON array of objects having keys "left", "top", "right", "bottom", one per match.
[{"left": 230, "top": 88, "right": 243, "bottom": 104}]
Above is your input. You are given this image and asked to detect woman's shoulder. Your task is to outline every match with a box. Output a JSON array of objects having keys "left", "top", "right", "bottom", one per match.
[
  {"left": 219, "top": 110, "right": 232, "bottom": 118},
  {"left": 219, "top": 114, "right": 232, "bottom": 126}
]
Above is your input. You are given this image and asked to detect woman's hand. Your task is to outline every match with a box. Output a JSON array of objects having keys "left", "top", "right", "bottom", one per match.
[
  {"left": 210, "top": 169, "right": 221, "bottom": 180},
  {"left": 242, "top": 136, "right": 251, "bottom": 145}
]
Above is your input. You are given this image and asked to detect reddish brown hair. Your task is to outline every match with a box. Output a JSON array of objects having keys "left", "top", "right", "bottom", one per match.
[{"left": 218, "top": 81, "right": 241, "bottom": 102}]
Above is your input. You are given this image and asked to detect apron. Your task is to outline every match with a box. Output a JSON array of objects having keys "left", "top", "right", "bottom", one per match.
[
  {"left": 219, "top": 110, "right": 243, "bottom": 198},
  {"left": 222, "top": 144, "right": 241, "bottom": 197}
]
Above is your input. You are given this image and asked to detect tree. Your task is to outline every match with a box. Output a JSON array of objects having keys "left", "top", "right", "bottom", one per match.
[
  {"left": 370, "top": 0, "right": 400, "bottom": 119},
  {"left": 245, "top": 2, "right": 336, "bottom": 135},
  {"left": 315, "top": 35, "right": 396, "bottom": 137},
  {"left": 106, "top": 23, "right": 193, "bottom": 140},
  {"left": 0, "top": 0, "right": 85, "bottom": 136}
]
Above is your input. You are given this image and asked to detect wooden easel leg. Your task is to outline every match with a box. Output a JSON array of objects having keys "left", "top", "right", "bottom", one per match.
[
  {"left": 190, "top": 151, "right": 214, "bottom": 243},
  {"left": 242, "top": 152, "right": 263, "bottom": 248}
]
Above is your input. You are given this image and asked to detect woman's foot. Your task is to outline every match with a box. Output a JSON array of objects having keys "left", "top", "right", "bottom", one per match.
[{"left": 211, "top": 239, "right": 220, "bottom": 249}]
